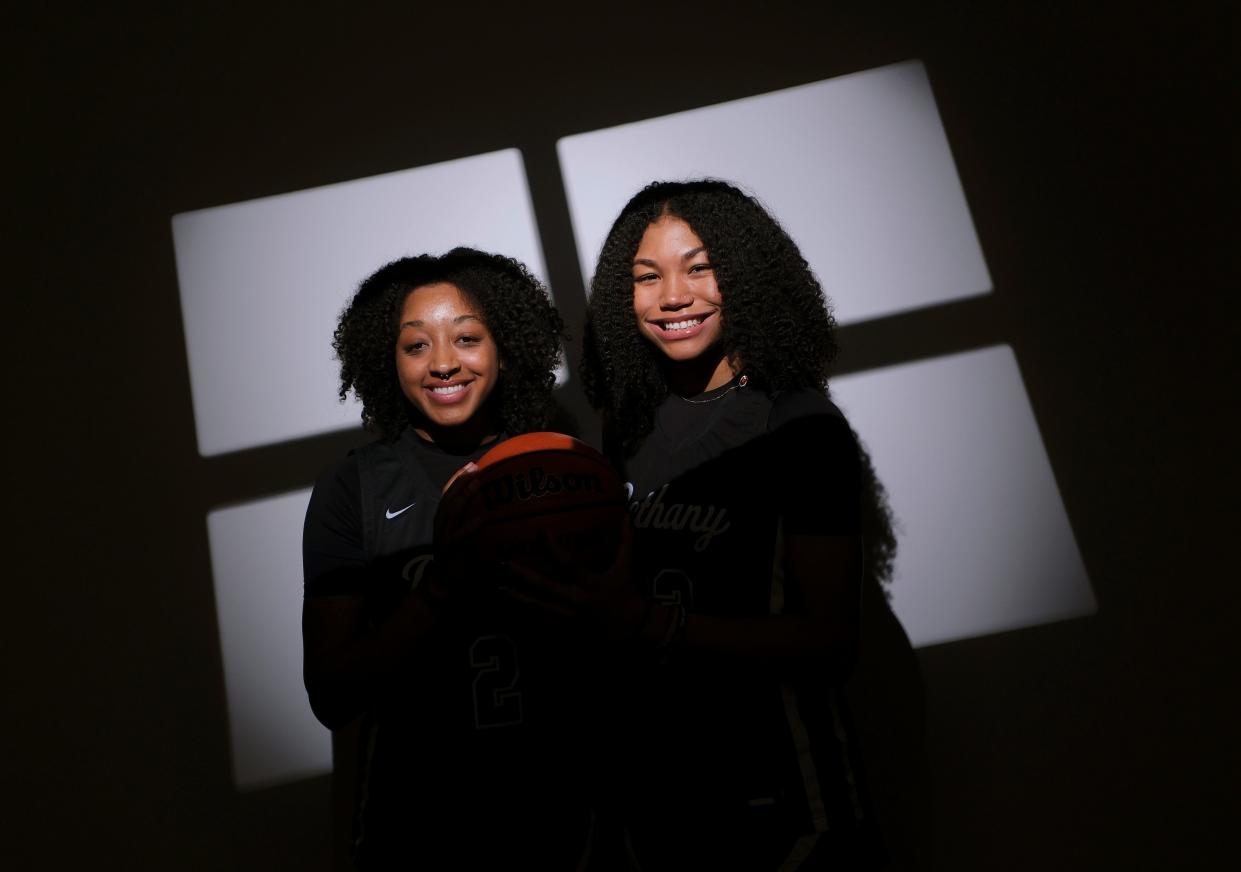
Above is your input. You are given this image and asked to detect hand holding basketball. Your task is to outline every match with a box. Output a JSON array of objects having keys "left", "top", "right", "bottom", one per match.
[
  {"left": 499, "top": 521, "right": 652, "bottom": 643},
  {"left": 434, "top": 433, "right": 631, "bottom": 601}
]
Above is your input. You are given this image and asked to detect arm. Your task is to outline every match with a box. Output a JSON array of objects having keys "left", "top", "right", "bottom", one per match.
[
  {"left": 497, "top": 412, "right": 863, "bottom": 679},
  {"left": 300, "top": 456, "right": 458, "bottom": 730},
  {"left": 502, "top": 513, "right": 862, "bottom": 682},
  {"left": 504, "top": 527, "right": 862, "bottom": 682},
  {"left": 302, "top": 579, "right": 446, "bottom": 730},
  {"left": 670, "top": 410, "right": 864, "bottom": 680},
  {"left": 601, "top": 410, "right": 863, "bottom": 680},
  {"left": 670, "top": 530, "right": 862, "bottom": 682}
]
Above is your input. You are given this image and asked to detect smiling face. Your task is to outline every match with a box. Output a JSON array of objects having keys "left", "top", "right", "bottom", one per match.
[
  {"left": 632, "top": 216, "right": 734, "bottom": 391},
  {"left": 395, "top": 282, "right": 500, "bottom": 443}
]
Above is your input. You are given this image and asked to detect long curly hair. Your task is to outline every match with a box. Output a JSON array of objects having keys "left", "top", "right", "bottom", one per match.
[
  {"left": 334, "top": 248, "right": 564, "bottom": 441},
  {"left": 582, "top": 179, "right": 840, "bottom": 455}
]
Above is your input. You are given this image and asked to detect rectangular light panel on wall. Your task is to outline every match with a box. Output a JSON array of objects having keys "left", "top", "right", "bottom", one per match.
[
  {"left": 208, "top": 489, "right": 327, "bottom": 789},
  {"left": 557, "top": 60, "right": 991, "bottom": 324},
  {"left": 172, "top": 149, "right": 548, "bottom": 457},
  {"left": 830, "top": 345, "right": 1096, "bottom": 648}
]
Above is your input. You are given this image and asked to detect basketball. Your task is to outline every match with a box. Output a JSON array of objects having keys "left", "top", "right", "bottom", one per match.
[{"left": 436, "top": 432, "right": 629, "bottom": 576}]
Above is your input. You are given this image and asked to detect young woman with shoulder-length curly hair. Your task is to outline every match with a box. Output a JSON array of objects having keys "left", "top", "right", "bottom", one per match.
[
  {"left": 301, "top": 248, "right": 597, "bottom": 870},
  {"left": 334, "top": 247, "right": 563, "bottom": 444},
  {"left": 578, "top": 180, "right": 888, "bottom": 870}
]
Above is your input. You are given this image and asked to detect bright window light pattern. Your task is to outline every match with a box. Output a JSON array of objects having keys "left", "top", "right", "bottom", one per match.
[
  {"left": 557, "top": 60, "right": 991, "bottom": 324},
  {"left": 831, "top": 345, "right": 1096, "bottom": 648},
  {"left": 173, "top": 149, "right": 548, "bottom": 457},
  {"left": 208, "top": 489, "right": 328, "bottom": 789}
]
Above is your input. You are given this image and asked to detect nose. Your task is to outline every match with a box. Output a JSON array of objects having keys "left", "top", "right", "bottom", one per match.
[
  {"left": 430, "top": 347, "right": 461, "bottom": 380},
  {"left": 659, "top": 274, "right": 693, "bottom": 310}
]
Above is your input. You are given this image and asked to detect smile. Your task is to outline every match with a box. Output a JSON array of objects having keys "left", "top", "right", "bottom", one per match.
[
  {"left": 650, "top": 311, "right": 714, "bottom": 340},
  {"left": 423, "top": 380, "right": 474, "bottom": 403}
]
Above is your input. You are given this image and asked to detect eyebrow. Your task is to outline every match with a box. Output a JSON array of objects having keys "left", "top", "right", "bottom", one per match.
[
  {"left": 399, "top": 314, "right": 482, "bottom": 329},
  {"left": 633, "top": 246, "right": 708, "bottom": 267}
]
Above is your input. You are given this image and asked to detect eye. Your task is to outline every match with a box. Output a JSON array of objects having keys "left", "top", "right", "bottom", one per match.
[
  {"left": 633, "top": 273, "right": 658, "bottom": 284},
  {"left": 456, "top": 334, "right": 483, "bottom": 346},
  {"left": 402, "top": 341, "right": 428, "bottom": 355},
  {"left": 689, "top": 263, "right": 713, "bottom": 274}
]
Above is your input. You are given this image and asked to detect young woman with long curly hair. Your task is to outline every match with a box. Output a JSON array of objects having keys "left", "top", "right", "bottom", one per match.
[{"left": 579, "top": 180, "right": 889, "bottom": 870}]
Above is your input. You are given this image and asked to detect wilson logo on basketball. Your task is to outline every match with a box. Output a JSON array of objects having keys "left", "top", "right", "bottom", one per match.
[{"left": 479, "top": 466, "right": 604, "bottom": 510}]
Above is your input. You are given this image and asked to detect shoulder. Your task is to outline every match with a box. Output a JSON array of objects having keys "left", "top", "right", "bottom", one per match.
[
  {"left": 767, "top": 387, "right": 848, "bottom": 430},
  {"left": 305, "top": 453, "right": 365, "bottom": 557},
  {"left": 348, "top": 429, "right": 430, "bottom": 488},
  {"left": 766, "top": 389, "right": 859, "bottom": 471},
  {"left": 303, "top": 452, "right": 367, "bottom": 589},
  {"left": 307, "top": 433, "right": 406, "bottom": 522},
  {"left": 350, "top": 432, "right": 406, "bottom": 465},
  {"left": 768, "top": 392, "right": 863, "bottom": 531},
  {"left": 309, "top": 452, "right": 362, "bottom": 508}
]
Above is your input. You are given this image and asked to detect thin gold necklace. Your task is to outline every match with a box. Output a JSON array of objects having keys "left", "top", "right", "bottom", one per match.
[{"left": 677, "top": 374, "right": 748, "bottom": 404}]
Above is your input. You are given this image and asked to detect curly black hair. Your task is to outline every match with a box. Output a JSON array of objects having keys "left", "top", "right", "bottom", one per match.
[
  {"left": 582, "top": 179, "right": 840, "bottom": 455},
  {"left": 334, "top": 248, "right": 565, "bottom": 441}
]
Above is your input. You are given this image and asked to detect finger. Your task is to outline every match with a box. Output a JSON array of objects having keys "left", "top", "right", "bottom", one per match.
[
  {"left": 443, "top": 506, "right": 488, "bottom": 543},
  {"left": 436, "top": 466, "right": 485, "bottom": 544},
  {"left": 539, "top": 529, "right": 577, "bottom": 567},
  {"left": 532, "top": 530, "right": 599, "bottom": 588},
  {"left": 442, "top": 462, "right": 480, "bottom": 496},
  {"left": 553, "top": 518, "right": 633, "bottom": 584}
]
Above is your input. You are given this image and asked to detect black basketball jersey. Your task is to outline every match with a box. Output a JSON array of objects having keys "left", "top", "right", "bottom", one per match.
[
  {"left": 303, "top": 428, "right": 596, "bottom": 870},
  {"left": 616, "top": 385, "right": 882, "bottom": 871}
]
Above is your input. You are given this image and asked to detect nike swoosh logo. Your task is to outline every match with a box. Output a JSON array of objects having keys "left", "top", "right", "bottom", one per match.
[{"left": 385, "top": 502, "right": 416, "bottom": 520}]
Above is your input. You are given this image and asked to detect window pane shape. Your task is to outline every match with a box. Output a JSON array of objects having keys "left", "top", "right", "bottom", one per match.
[
  {"left": 173, "top": 149, "right": 548, "bottom": 457},
  {"left": 831, "top": 345, "right": 1095, "bottom": 647},
  {"left": 208, "top": 489, "right": 326, "bottom": 789},
  {"left": 558, "top": 60, "right": 991, "bottom": 324}
]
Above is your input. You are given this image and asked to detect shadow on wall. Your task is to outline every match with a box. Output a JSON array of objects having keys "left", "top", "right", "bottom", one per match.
[{"left": 233, "top": 775, "right": 334, "bottom": 872}]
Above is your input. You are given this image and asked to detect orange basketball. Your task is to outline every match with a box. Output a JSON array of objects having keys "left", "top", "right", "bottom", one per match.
[{"left": 436, "top": 432, "right": 628, "bottom": 574}]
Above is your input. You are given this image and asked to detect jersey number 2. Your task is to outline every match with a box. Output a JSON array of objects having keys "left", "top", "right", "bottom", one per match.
[{"left": 470, "top": 635, "right": 523, "bottom": 729}]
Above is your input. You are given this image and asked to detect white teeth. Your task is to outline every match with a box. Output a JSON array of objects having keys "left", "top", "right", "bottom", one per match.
[
  {"left": 430, "top": 384, "right": 465, "bottom": 395},
  {"left": 663, "top": 318, "right": 702, "bottom": 331}
]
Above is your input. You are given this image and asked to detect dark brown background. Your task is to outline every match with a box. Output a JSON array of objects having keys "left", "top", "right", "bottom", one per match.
[{"left": 8, "top": 3, "right": 1234, "bottom": 869}]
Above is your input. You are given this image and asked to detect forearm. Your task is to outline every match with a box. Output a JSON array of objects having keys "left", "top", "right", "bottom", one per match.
[
  {"left": 303, "top": 584, "right": 446, "bottom": 730},
  {"left": 636, "top": 606, "right": 858, "bottom": 683}
]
